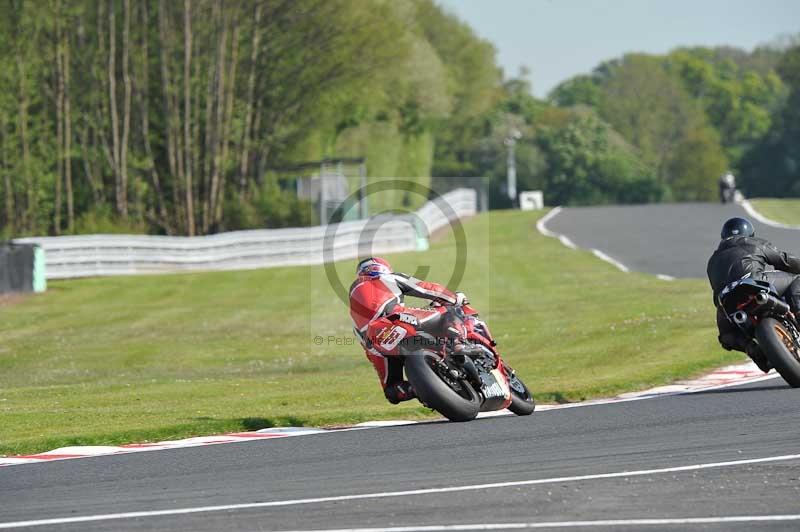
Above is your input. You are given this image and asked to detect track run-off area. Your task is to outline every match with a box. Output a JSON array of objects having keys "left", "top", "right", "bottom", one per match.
[{"left": 2, "top": 202, "right": 800, "bottom": 531}]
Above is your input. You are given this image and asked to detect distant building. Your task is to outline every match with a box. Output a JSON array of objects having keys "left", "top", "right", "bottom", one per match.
[{"left": 296, "top": 169, "right": 352, "bottom": 223}]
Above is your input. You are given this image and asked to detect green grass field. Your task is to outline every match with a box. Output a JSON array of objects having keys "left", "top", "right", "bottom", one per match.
[
  {"left": 0, "top": 210, "right": 743, "bottom": 456},
  {"left": 749, "top": 198, "right": 800, "bottom": 226}
]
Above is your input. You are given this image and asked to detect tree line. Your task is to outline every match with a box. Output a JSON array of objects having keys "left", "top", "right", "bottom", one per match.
[
  {"left": 0, "top": 0, "right": 500, "bottom": 237},
  {"left": 447, "top": 41, "right": 799, "bottom": 208},
  {"left": 1, "top": 1, "right": 797, "bottom": 238}
]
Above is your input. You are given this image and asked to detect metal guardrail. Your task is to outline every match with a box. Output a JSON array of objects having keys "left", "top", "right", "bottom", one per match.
[{"left": 15, "top": 189, "right": 477, "bottom": 279}]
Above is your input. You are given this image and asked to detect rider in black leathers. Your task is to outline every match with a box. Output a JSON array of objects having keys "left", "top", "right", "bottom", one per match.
[{"left": 707, "top": 217, "right": 800, "bottom": 372}]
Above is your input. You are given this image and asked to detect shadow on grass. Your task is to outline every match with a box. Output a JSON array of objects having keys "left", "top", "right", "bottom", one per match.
[
  {"left": 191, "top": 416, "right": 308, "bottom": 430},
  {"left": 1, "top": 416, "right": 313, "bottom": 457},
  {"left": 688, "top": 382, "right": 789, "bottom": 396},
  {"left": 239, "top": 416, "right": 306, "bottom": 430},
  {"left": 538, "top": 391, "right": 575, "bottom": 404}
]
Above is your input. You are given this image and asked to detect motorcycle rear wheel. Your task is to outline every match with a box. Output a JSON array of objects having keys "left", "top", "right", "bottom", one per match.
[
  {"left": 756, "top": 317, "right": 800, "bottom": 388},
  {"left": 405, "top": 350, "right": 480, "bottom": 422}
]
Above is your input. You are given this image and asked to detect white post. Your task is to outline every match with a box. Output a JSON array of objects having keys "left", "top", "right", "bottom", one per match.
[{"left": 505, "top": 129, "right": 521, "bottom": 205}]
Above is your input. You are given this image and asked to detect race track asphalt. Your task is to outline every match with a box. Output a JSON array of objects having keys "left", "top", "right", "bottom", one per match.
[
  {"left": 544, "top": 203, "right": 800, "bottom": 279},
  {"left": 1, "top": 377, "right": 799, "bottom": 531},
  {"left": 3, "top": 203, "right": 800, "bottom": 531}
]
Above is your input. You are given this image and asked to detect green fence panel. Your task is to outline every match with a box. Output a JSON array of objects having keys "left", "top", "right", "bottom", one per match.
[{"left": 33, "top": 246, "right": 47, "bottom": 293}]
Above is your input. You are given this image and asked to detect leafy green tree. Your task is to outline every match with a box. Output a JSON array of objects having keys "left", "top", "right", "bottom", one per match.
[
  {"left": 549, "top": 74, "right": 602, "bottom": 108},
  {"left": 665, "top": 48, "right": 785, "bottom": 165},
  {"left": 740, "top": 45, "right": 800, "bottom": 197},
  {"left": 596, "top": 55, "right": 707, "bottom": 177},
  {"left": 0, "top": 0, "right": 487, "bottom": 236},
  {"left": 667, "top": 126, "right": 728, "bottom": 201},
  {"left": 412, "top": 0, "right": 503, "bottom": 178},
  {"left": 549, "top": 53, "right": 730, "bottom": 201},
  {"left": 536, "top": 114, "right": 661, "bottom": 206},
  {"left": 548, "top": 45, "right": 798, "bottom": 202}
]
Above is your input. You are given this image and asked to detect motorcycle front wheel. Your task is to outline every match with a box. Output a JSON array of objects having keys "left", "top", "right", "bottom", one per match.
[
  {"left": 756, "top": 317, "right": 800, "bottom": 388},
  {"left": 505, "top": 366, "right": 535, "bottom": 416},
  {"left": 405, "top": 350, "right": 480, "bottom": 422}
]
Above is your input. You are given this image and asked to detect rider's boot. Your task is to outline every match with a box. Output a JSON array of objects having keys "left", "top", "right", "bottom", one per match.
[
  {"left": 384, "top": 381, "right": 416, "bottom": 404},
  {"left": 789, "top": 296, "right": 800, "bottom": 323},
  {"left": 746, "top": 340, "right": 771, "bottom": 373}
]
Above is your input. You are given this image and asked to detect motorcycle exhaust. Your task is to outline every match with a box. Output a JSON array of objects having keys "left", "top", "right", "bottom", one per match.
[
  {"left": 754, "top": 292, "right": 791, "bottom": 316},
  {"left": 732, "top": 311, "right": 750, "bottom": 325}
]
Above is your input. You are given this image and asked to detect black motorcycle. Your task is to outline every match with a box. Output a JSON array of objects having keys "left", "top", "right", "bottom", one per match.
[{"left": 719, "top": 277, "right": 800, "bottom": 386}]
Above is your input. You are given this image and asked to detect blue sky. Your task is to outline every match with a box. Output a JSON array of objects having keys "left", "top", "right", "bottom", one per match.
[{"left": 437, "top": 0, "right": 800, "bottom": 97}]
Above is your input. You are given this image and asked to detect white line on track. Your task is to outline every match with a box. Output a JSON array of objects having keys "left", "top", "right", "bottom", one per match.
[
  {"left": 558, "top": 235, "right": 577, "bottom": 249},
  {"left": 271, "top": 515, "right": 800, "bottom": 531},
  {"left": 590, "top": 249, "right": 629, "bottom": 273},
  {"left": 535, "top": 206, "right": 563, "bottom": 238},
  {"left": 2, "top": 453, "right": 800, "bottom": 529},
  {"left": 535, "top": 207, "right": 675, "bottom": 281}
]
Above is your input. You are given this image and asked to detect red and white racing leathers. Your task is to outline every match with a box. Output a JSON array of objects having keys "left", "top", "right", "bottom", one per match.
[{"left": 349, "top": 272, "right": 457, "bottom": 401}]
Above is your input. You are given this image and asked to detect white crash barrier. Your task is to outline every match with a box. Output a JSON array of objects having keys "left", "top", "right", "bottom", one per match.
[{"left": 15, "top": 189, "right": 477, "bottom": 279}]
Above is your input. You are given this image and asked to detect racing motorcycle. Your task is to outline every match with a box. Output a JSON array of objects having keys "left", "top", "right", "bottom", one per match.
[
  {"left": 719, "top": 276, "right": 800, "bottom": 387},
  {"left": 375, "top": 303, "right": 535, "bottom": 421}
]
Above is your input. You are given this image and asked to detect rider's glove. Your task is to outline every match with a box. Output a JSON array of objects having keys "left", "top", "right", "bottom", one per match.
[{"left": 455, "top": 292, "right": 469, "bottom": 306}]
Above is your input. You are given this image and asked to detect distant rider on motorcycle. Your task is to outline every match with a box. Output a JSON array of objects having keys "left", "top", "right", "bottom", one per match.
[
  {"left": 707, "top": 217, "right": 800, "bottom": 371},
  {"left": 349, "top": 257, "right": 468, "bottom": 404},
  {"left": 718, "top": 172, "right": 737, "bottom": 204}
]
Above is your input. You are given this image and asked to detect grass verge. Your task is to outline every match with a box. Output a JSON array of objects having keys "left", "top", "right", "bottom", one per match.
[
  {"left": 0, "top": 210, "right": 742, "bottom": 456},
  {"left": 748, "top": 198, "right": 800, "bottom": 226}
]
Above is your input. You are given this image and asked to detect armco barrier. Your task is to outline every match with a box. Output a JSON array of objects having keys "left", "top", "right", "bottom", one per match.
[{"left": 14, "top": 189, "right": 476, "bottom": 279}]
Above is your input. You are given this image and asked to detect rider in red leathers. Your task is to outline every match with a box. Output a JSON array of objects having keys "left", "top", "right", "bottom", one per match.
[{"left": 349, "top": 257, "right": 467, "bottom": 404}]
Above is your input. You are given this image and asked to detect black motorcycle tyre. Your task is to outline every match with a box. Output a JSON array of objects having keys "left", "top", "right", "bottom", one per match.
[
  {"left": 405, "top": 350, "right": 481, "bottom": 422},
  {"left": 756, "top": 317, "right": 800, "bottom": 388},
  {"left": 507, "top": 372, "right": 535, "bottom": 416}
]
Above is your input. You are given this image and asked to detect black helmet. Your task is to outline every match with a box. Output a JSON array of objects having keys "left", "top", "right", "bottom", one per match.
[{"left": 721, "top": 217, "right": 754, "bottom": 239}]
